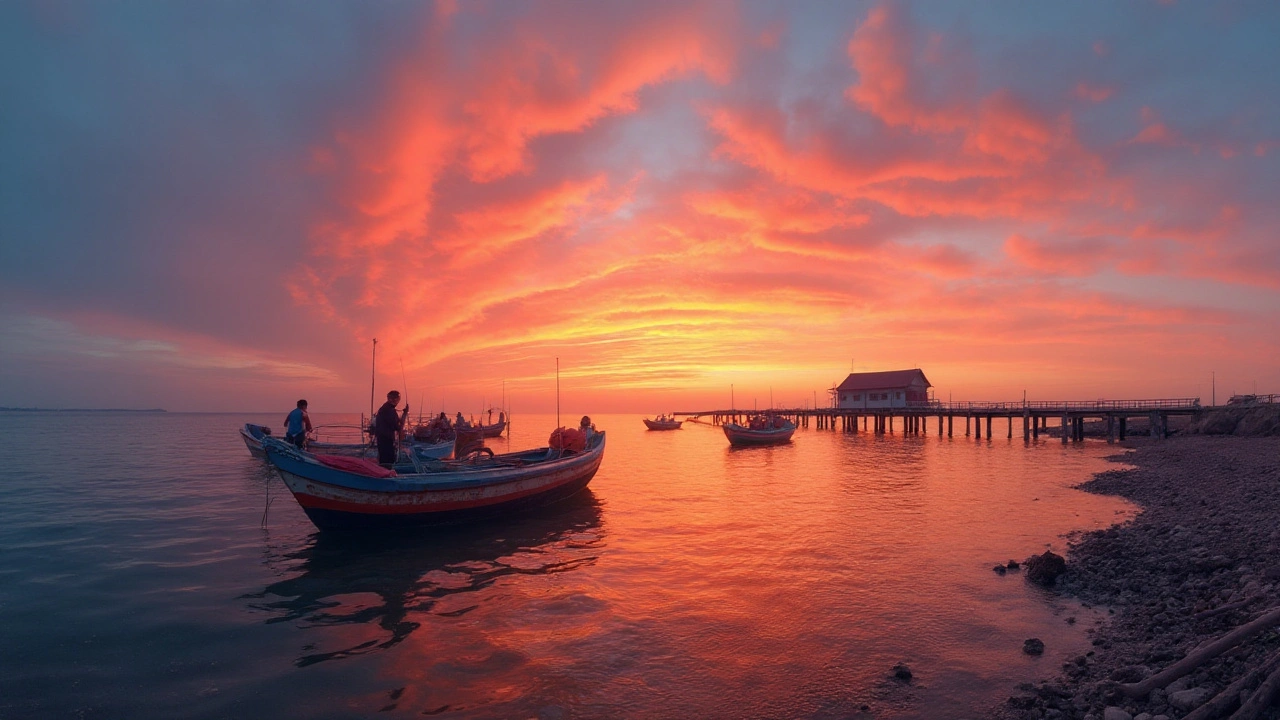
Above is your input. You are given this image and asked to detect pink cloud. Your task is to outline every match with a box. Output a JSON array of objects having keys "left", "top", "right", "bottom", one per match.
[{"left": 1003, "top": 233, "right": 1116, "bottom": 276}]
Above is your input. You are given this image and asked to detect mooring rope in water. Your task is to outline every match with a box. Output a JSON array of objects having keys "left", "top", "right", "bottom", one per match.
[{"left": 260, "top": 473, "right": 275, "bottom": 528}]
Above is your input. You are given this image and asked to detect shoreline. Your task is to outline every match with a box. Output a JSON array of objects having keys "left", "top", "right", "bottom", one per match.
[{"left": 991, "top": 434, "right": 1280, "bottom": 720}]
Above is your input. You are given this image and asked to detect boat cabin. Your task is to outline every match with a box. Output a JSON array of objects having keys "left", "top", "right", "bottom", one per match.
[{"left": 833, "top": 369, "right": 932, "bottom": 409}]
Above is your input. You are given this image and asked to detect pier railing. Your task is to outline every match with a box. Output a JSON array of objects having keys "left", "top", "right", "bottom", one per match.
[
  {"left": 681, "top": 398, "right": 1208, "bottom": 417},
  {"left": 926, "top": 398, "right": 1201, "bottom": 412},
  {"left": 747, "top": 398, "right": 1203, "bottom": 413},
  {"left": 1228, "top": 394, "right": 1278, "bottom": 406}
]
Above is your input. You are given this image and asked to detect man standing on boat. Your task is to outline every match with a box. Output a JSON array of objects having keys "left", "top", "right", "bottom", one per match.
[
  {"left": 283, "top": 399, "right": 312, "bottom": 449},
  {"left": 374, "top": 390, "right": 409, "bottom": 467}
]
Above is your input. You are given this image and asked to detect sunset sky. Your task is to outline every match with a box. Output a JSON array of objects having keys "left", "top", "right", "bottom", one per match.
[{"left": 2, "top": 1, "right": 1278, "bottom": 413}]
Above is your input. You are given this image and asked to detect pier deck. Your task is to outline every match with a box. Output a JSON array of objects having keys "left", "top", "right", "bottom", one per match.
[{"left": 675, "top": 399, "right": 1210, "bottom": 443}]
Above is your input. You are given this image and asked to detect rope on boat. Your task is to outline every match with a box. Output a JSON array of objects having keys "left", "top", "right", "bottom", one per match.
[{"left": 261, "top": 436, "right": 307, "bottom": 463}]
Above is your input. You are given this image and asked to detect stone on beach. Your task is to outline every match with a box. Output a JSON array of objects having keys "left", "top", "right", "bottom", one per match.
[
  {"left": 1024, "top": 550, "right": 1067, "bottom": 586},
  {"left": 1023, "top": 638, "right": 1045, "bottom": 655},
  {"left": 1166, "top": 687, "right": 1210, "bottom": 710}
]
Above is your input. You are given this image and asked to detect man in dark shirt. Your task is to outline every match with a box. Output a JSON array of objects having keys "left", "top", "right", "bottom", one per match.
[{"left": 374, "top": 390, "right": 409, "bottom": 467}]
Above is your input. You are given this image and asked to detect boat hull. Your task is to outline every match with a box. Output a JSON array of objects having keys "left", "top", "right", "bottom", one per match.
[
  {"left": 264, "top": 434, "right": 606, "bottom": 531},
  {"left": 723, "top": 423, "right": 795, "bottom": 446},
  {"left": 240, "top": 424, "right": 271, "bottom": 459},
  {"left": 643, "top": 419, "right": 682, "bottom": 430},
  {"left": 479, "top": 420, "right": 506, "bottom": 438}
]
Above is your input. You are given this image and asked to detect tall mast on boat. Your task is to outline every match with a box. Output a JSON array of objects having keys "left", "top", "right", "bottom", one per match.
[{"left": 369, "top": 338, "right": 377, "bottom": 421}]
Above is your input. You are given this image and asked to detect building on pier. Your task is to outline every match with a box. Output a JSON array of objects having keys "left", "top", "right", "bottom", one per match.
[{"left": 833, "top": 369, "right": 932, "bottom": 410}]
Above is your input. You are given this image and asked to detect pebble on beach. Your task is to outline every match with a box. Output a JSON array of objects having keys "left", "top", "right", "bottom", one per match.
[{"left": 1022, "top": 638, "right": 1045, "bottom": 655}]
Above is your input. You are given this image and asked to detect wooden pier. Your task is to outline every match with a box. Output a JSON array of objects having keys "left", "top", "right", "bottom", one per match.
[{"left": 675, "top": 399, "right": 1205, "bottom": 443}]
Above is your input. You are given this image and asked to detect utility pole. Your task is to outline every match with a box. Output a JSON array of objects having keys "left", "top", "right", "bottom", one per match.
[{"left": 1212, "top": 370, "right": 1216, "bottom": 406}]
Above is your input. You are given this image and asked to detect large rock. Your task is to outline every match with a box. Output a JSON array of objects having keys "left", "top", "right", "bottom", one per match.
[{"left": 1025, "top": 550, "right": 1068, "bottom": 586}]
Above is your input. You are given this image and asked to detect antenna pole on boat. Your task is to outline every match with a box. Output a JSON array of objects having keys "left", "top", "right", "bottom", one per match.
[
  {"left": 555, "top": 357, "right": 560, "bottom": 431},
  {"left": 400, "top": 357, "right": 409, "bottom": 416},
  {"left": 370, "top": 338, "right": 377, "bottom": 421}
]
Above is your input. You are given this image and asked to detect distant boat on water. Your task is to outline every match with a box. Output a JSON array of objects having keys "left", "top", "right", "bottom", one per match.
[
  {"left": 260, "top": 429, "right": 606, "bottom": 531},
  {"left": 643, "top": 414, "right": 682, "bottom": 430},
  {"left": 479, "top": 416, "right": 507, "bottom": 438},
  {"left": 722, "top": 415, "right": 795, "bottom": 446},
  {"left": 470, "top": 408, "right": 508, "bottom": 438}
]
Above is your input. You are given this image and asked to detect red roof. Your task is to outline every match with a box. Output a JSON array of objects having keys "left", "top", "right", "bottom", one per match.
[{"left": 835, "top": 369, "right": 932, "bottom": 392}]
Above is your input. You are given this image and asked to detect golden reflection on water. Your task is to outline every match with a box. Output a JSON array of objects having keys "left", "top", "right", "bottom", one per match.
[{"left": 252, "top": 413, "right": 1135, "bottom": 719}]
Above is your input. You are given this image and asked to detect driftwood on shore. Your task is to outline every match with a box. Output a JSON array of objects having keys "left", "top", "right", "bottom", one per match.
[
  {"left": 1118, "top": 606, "right": 1280, "bottom": 698},
  {"left": 1181, "top": 648, "right": 1280, "bottom": 720},
  {"left": 1232, "top": 656, "right": 1280, "bottom": 720},
  {"left": 1194, "top": 595, "right": 1265, "bottom": 622}
]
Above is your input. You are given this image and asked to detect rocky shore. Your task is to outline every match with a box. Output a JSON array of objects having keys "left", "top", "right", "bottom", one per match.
[{"left": 992, "top": 432, "right": 1280, "bottom": 720}]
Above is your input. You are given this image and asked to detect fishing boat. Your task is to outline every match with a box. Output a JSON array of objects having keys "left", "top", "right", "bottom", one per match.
[
  {"left": 643, "top": 415, "right": 682, "bottom": 430},
  {"left": 476, "top": 409, "right": 508, "bottom": 438},
  {"left": 722, "top": 415, "right": 795, "bottom": 446},
  {"left": 409, "top": 438, "right": 454, "bottom": 460},
  {"left": 260, "top": 429, "right": 607, "bottom": 530},
  {"left": 479, "top": 417, "right": 507, "bottom": 438}
]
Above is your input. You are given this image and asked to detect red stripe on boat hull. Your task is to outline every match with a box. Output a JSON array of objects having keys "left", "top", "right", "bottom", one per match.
[{"left": 289, "top": 471, "right": 597, "bottom": 530}]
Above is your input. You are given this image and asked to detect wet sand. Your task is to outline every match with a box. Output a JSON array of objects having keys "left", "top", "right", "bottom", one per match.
[{"left": 992, "top": 434, "right": 1280, "bottom": 720}]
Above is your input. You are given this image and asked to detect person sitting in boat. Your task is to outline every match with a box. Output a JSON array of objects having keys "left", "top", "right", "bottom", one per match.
[
  {"left": 579, "top": 415, "right": 596, "bottom": 441},
  {"left": 374, "top": 390, "right": 410, "bottom": 467},
  {"left": 283, "top": 399, "right": 312, "bottom": 449},
  {"left": 455, "top": 411, "right": 469, "bottom": 428}
]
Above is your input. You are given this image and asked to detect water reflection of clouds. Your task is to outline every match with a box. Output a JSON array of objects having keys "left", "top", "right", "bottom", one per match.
[{"left": 240, "top": 491, "right": 604, "bottom": 668}]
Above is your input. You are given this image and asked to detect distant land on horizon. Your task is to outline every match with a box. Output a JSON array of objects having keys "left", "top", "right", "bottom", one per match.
[{"left": 0, "top": 407, "right": 168, "bottom": 413}]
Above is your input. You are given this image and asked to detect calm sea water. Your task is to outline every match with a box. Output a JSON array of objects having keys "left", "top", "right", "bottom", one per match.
[{"left": 0, "top": 411, "right": 1135, "bottom": 719}]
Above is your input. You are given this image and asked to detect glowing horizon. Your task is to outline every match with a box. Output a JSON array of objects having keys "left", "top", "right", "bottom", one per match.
[{"left": 1, "top": 2, "right": 1277, "bottom": 413}]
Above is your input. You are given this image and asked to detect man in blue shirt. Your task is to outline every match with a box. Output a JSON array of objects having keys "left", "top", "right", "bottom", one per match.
[{"left": 284, "top": 399, "right": 312, "bottom": 449}]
